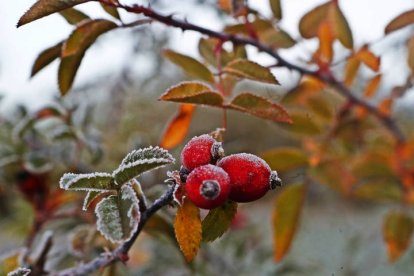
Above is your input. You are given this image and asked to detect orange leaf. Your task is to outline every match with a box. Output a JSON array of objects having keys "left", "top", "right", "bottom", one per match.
[
  {"left": 174, "top": 198, "right": 202, "bottom": 262},
  {"left": 363, "top": 74, "right": 382, "bottom": 98},
  {"left": 160, "top": 104, "right": 195, "bottom": 149},
  {"left": 383, "top": 211, "right": 414, "bottom": 262},
  {"left": 273, "top": 183, "right": 306, "bottom": 262},
  {"left": 314, "top": 21, "right": 335, "bottom": 64},
  {"left": 356, "top": 46, "right": 380, "bottom": 71},
  {"left": 378, "top": 96, "right": 394, "bottom": 116},
  {"left": 385, "top": 9, "right": 414, "bottom": 34}
]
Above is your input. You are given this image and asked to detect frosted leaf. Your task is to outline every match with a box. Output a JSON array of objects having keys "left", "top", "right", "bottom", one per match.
[
  {"left": 95, "top": 184, "right": 140, "bottom": 243},
  {"left": 60, "top": 172, "right": 115, "bottom": 191},
  {"left": 7, "top": 268, "right": 31, "bottom": 276},
  {"left": 113, "top": 146, "right": 175, "bottom": 185},
  {"left": 120, "top": 146, "right": 174, "bottom": 166},
  {"left": 12, "top": 117, "right": 35, "bottom": 141},
  {"left": 82, "top": 190, "right": 103, "bottom": 211}
]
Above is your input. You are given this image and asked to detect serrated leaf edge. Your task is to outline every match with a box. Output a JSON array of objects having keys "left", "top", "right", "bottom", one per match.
[{"left": 59, "top": 172, "right": 114, "bottom": 191}]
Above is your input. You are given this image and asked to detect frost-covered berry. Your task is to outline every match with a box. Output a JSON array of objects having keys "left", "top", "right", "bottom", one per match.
[
  {"left": 185, "top": 164, "right": 231, "bottom": 209},
  {"left": 217, "top": 153, "right": 281, "bottom": 203},
  {"left": 180, "top": 134, "right": 224, "bottom": 172}
]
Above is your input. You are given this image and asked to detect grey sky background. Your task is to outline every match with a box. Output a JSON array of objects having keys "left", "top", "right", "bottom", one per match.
[{"left": 0, "top": 0, "right": 413, "bottom": 111}]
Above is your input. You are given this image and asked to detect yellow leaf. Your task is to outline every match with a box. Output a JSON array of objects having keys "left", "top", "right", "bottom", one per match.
[
  {"left": 273, "top": 183, "right": 306, "bottom": 262},
  {"left": 269, "top": 0, "right": 282, "bottom": 20},
  {"left": 160, "top": 104, "right": 195, "bottom": 149},
  {"left": 329, "top": 1, "right": 353, "bottom": 49},
  {"left": 363, "top": 74, "right": 381, "bottom": 98},
  {"left": 222, "top": 59, "right": 280, "bottom": 85},
  {"left": 383, "top": 211, "right": 414, "bottom": 262},
  {"left": 298, "top": 2, "right": 330, "bottom": 39},
  {"left": 407, "top": 37, "right": 414, "bottom": 76},
  {"left": 344, "top": 56, "right": 360, "bottom": 86},
  {"left": 385, "top": 9, "right": 414, "bottom": 34},
  {"left": 229, "top": 93, "right": 292, "bottom": 123},
  {"left": 282, "top": 76, "right": 325, "bottom": 105},
  {"left": 280, "top": 111, "right": 322, "bottom": 135},
  {"left": 261, "top": 147, "right": 308, "bottom": 173},
  {"left": 174, "top": 199, "right": 202, "bottom": 262}
]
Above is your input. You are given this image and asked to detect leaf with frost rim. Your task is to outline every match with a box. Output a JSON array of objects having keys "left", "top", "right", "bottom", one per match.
[
  {"left": 17, "top": 0, "right": 91, "bottom": 27},
  {"left": 60, "top": 172, "right": 116, "bottom": 191},
  {"left": 159, "top": 81, "right": 223, "bottom": 106},
  {"left": 113, "top": 146, "right": 175, "bottom": 185},
  {"left": 95, "top": 185, "right": 140, "bottom": 243},
  {"left": 7, "top": 268, "right": 31, "bottom": 276},
  {"left": 228, "top": 93, "right": 292, "bottom": 123}
]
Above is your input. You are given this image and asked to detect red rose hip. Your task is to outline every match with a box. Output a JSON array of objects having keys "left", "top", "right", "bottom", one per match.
[
  {"left": 217, "top": 153, "right": 281, "bottom": 203},
  {"left": 185, "top": 164, "right": 231, "bottom": 209},
  {"left": 180, "top": 134, "right": 224, "bottom": 172}
]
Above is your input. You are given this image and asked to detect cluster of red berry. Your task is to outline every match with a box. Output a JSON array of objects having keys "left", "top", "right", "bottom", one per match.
[{"left": 179, "top": 134, "right": 282, "bottom": 209}]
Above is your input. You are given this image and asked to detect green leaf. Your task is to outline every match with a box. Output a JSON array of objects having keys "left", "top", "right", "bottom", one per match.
[
  {"left": 260, "top": 28, "right": 296, "bottom": 49},
  {"left": 7, "top": 268, "right": 31, "bottom": 276},
  {"left": 279, "top": 111, "right": 322, "bottom": 135},
  {"left": 95, "top": 184, "right": 140, "bottom": 243},
  {"left": 228, "top": 93, "right": 292, "bottom": 123},
  {"left": 261, "top": 147, "right": 308, "bottom": 173},
  {"left": 352, "top": 179, "right": 402, "bottom": 203},
  {"left": 22, "top": 151, "right": 52, "bottom": 173},
  {"left": 223, "top": 59, "right": 279, "bottom": 84},
  {"left": 198, "top": 38, "right": 232, "bottom": 67},
  {"left": 113, "top": 146, "right": 175, "bottom": 186},
  {"left": 159, "top": 82, "right": 223, "bottom": 106},
  {"left": 59, "top": 7, "right": 89, "bottom": 25},
  {"left": 59, "top": 172, "right": 116, "bottom": 191},
  {"left": 31, "top": 41, "right": 63, "bottom": 77},
  {"left": 17, "top": 0, "right": 90, "bottom": 27},
  {"left": 59, "top": 19, "right": 118, "bottom": 95},
  {"left": 385, "top": 9, "right": 414, "bottom": 34},
  {"left": 163, "top": 49, "right": 215, "bottom": 83},
  {"left": 299, "top": 2, "right": 330, "bottom": 38},
  {"left": 330, "top": 3, "right": 353, "bottom": 49},
  {"left": 273, "top": 183, "right": 305, "bottom": 262},
  {"left": 100, "top": 3, "right": 121, "bottom": 20},
  {"left": 269, "top": 0, "right": 282, "bottom": 20},
  {"left": 383, "top": 211, "right": 414, "bottom": 262},
  {"left": 202, "top": 201, "right": 238, "bottom": 242}
]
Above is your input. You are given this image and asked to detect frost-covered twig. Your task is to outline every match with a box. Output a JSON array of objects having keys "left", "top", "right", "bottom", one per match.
[{"left": 55, "top": 184, "right": 175, "bottom": 276}]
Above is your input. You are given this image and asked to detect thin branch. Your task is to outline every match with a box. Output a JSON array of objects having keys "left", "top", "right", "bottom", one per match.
[
  {"left": 54, "top": 184, "right": 175, "bottom": 276},
  {"left": 102, "top": 1, "right": 406, "bottom": 143}
]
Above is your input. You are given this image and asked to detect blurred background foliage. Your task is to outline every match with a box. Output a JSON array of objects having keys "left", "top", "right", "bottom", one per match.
[{"left": 1, "top": 0, "right": 414, "bottom": 275}]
